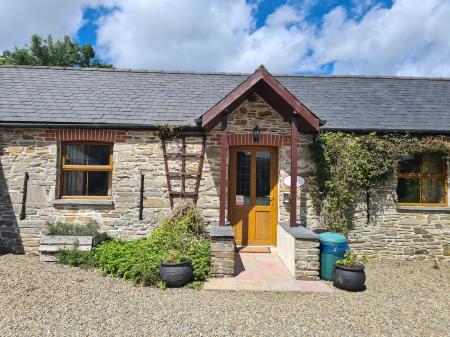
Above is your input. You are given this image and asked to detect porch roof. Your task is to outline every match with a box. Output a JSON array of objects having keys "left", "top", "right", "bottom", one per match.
[
  {"left": 200, "top": 65, "right": 320, "bottom": 132},
  {"left": 1, "top": 65, "right": 450, "bottom": 134}
]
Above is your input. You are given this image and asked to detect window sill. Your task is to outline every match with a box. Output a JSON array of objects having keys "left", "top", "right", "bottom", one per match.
[
  {"left": 397, "top": 205, "right": 450, "bottom": 212},
  {"left": 53, "top": 199, "right": 114, "bottom": 207}
]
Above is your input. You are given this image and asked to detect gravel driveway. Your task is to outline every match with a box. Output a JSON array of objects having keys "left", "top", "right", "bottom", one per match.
[{"left": 0, "top": 254, "right": 448, "bottom": 337}]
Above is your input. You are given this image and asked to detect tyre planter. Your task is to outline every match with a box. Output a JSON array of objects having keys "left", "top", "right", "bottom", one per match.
[
  {"left": 160, "top": 260, "right": 193, "bottom": 288},
  {"left": 333, "top": 264, "right": 366, "bottom": 291}
]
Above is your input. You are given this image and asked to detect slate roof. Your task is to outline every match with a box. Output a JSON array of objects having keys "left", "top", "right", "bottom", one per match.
[{"left": 1, "top": 65, "right": 449, "bottom": 133}]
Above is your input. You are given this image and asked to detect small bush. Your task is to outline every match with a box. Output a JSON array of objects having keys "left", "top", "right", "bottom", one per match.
[
  {"left": 93, "top": 238, "right": 164, "bottom": 286},
  {"left": 56, "top": 205, "right": 211, "bottom": 287},
  {"left": 55, "top": 248, "right": 96, "bottom": 268},
  {"left": 47, "top": 220, "right": 100, "bottom": 236}
]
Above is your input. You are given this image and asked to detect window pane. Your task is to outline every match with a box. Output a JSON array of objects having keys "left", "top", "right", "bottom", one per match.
[
  {"left": 87, "top": 171, "right": 109, "bottom": 196},
  {"left": 236, "top": 151, "right": 251, "bottom": 206},
  {"left": 88, "top": 145, "right": 111, "bottom": 165},
  {"left": 422, "top": 153, "right": 444, "bottom": 174},
  {"left": 63, "top": 171, "right": 87, "bottom": 196},
  {"left": 398, "top": 155, "right": 420, "bottom": 174},
  {"left": 397, "top": 178, "right": 420, "bottom": 203},
  {"left": 422, "top": 178, "right": 445, "bottom": 204},
  {"left": 65, "top": 144, "right": 87, "bottom": 165},
  {"left": 256, "top": 151, "right": 271, "bottom": 206}
]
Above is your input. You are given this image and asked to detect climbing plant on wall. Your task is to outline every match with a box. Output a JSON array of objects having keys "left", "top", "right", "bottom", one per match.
[
  {"left": 155, "top": 124, "right": 182, "bottom": 139},
  {"left": 312, "top": 132, "right": 450, "bottom": 235}
]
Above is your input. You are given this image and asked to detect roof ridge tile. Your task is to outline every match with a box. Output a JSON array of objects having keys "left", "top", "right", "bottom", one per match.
[{"left": 1, "top": 64, "right": 450, "bottom": 81}]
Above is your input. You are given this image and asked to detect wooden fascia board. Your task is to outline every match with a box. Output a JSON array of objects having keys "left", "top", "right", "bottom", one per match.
[
  {"left": 260, "top": 71, "right": 320, "bottom": 130},
  {"left": 201, "top": 68, "right": 264, "bottom": 129},
  {"left": 201, "top": 67, "right": 320, "bottom": 131}
]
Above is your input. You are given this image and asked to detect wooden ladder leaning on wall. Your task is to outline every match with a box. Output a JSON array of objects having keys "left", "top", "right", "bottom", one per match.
[{"left": 161, "top": 134, "right": 206, "bottom": 208}]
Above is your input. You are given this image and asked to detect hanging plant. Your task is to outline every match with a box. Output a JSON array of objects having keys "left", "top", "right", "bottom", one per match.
[{"left": 311, "top": 132, "right": 450, "bottom": 235}]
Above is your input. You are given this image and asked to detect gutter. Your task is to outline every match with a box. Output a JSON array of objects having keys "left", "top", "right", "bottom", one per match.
[
  {"left": 0, "top": 122, "right": 205, "bottom": 133},
  {"left": 0, "top": 122, "right": 448, "bottom": 136},
  {"left": 320, "top": 127, "right": 450, "bottom": 135}
]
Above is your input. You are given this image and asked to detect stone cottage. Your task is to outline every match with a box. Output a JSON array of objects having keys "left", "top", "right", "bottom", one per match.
[{"left": 0, "top": 65, "right": 449, "bottom": 277}]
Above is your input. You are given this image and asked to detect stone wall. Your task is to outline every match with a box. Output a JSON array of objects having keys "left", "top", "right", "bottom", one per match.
[
  {"left": 295, "top": 239, "right": 320, "bottom": 280},
  {"left": 209, "top": 223, "right": 236, "bottom": 277},
  {"left": 277, "top": 223, "right": 320, "bottom": 280},
  {"left": 349, "top": 176, "right": 450, "bottom": 261},
  {"left": 0, "top": 93, "right": 449, "bottom": 261},
  {"left": 213, "top": 94, "right": 450, "bottom": 261},
  {"left": 0, "top": 128, "right": 210, "bottom": 253}
]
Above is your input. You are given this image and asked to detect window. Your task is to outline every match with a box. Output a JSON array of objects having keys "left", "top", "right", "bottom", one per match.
[
  {"left": 397, "top": 153, "right": 448, "bottom": 206},
  {"left": 60, "top": 143, "right": 113, "bottom": 198}
]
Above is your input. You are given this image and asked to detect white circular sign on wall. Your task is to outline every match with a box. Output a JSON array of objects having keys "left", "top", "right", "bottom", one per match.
[{"left": 283, "top": 176, "right": 305, "bottom": 187}]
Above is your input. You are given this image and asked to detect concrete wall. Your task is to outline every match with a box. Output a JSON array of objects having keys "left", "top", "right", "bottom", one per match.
[
  {"left": 276, "top": 224, "right": 296, "bottom": 276},
  {"left": 277, "top": 223, "right": 320, "bottom": 280}
]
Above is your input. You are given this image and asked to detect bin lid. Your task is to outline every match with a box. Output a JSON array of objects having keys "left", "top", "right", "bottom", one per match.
[{"left": 319, "top": 232, "right": 348, "bottom": 244}]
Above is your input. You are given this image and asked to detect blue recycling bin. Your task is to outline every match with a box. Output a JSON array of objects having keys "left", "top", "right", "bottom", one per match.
[{"left": 319, "top": 232, "right": 349, "bottom": 281}]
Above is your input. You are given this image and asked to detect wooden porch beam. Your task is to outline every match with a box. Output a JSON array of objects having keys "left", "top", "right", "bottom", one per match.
[
  {"left": 219, "top": 112, "right": 228, "bottom": 226},
  {"left": 290, "top": 115, "right": 298, "bottom": 227}
]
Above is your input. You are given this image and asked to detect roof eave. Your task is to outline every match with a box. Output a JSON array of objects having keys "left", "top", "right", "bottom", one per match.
[{"left": 201, "top": 65, "right": 321, "bottom": 132}]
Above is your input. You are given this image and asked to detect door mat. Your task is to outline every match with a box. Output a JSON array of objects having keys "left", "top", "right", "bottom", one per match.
[{"left": 236, "top": 246, "right": 271, "bottom": 253}]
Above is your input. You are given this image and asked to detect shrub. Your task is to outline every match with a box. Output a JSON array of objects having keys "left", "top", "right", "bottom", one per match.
[
  {"left": 60, "top": 205, "right": 211, "bottom": 286},
  {"left": 47, "top": 220, "right": 100, "bottom": 236},
  {"left": 93, "top": 238, "right": 164, "bottom": 286},
  {"left": 55, "top": 248, "right": 96, "bottom": 268}
]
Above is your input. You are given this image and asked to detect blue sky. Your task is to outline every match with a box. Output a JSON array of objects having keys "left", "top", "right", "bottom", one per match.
[
  {"left": 1, "top": 0, "right": 449, "bottom": 76},
  {"left": 77, "top": 1, "right": 394, "bottom": 56}
]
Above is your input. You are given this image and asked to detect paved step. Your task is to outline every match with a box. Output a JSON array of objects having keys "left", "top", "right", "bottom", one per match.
[{"left": 204, "top": 251, "right": 332, "bottom": 293}]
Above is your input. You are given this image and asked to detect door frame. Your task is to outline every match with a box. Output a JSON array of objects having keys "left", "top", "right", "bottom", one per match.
[{"left": 228, "top": 145, "right": 278, "bottom": 246}]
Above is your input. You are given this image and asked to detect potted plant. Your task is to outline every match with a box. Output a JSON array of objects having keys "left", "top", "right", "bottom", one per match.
[
  {"left": 160, "top": 250, "right": 193, "bottom": 288},
  {"left": 333, "top": 252, "right": 368, "bottom": 291}
]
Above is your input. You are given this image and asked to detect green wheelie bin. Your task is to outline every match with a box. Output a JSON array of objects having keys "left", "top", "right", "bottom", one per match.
[{"left": 319, "top": 232, "right": 349, "bottom": 281}]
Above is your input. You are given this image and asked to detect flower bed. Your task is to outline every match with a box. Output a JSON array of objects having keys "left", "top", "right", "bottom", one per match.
[
  {"left": 40, "top": 221, "right": 106, "bottom": 262},
  {"left": 55, "top": 205, "right": 211, "bottom": 288}
]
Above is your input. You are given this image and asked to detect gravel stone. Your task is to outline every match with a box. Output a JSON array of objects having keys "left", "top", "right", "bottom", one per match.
[{"left": 0, "top": 255, "right": 449, "bottom": 337}]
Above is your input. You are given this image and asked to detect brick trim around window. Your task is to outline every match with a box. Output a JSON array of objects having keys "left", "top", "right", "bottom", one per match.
[{"left": 41, "top": 129, "right": 132, "bottom": 143}]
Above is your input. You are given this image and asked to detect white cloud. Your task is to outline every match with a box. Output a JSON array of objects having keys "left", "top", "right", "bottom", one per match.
[
  {"left": 96, "top": 0, "right": 254, "bottom": 71},
  {"left": 304, "top": 0, "right": 450, "bottom": 76},
  {"left": 223, "top": 4, "right": 313, "bottom": 73},
  {"left": 1, "top": 0, "right": 450, "bottom": 76},
  {"left": 0, "top": 0, "right": 115, "bottom": 51}
]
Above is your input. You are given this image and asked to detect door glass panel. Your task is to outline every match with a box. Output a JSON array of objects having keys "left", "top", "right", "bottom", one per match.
[
  {"left": 236, "top": 151, "right": 251, "bottom": 206},
  {"left": 256, "top": 151, "right": 271, "bottom": 206}
]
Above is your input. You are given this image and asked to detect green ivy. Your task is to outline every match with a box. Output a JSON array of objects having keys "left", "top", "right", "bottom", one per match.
[{"left": 312, "top": 132, "right": 450, "bottom": 235}]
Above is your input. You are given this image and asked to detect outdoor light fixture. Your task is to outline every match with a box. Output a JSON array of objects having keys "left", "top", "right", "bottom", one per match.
[{"left": 253, "top": 125, "right": 261, "bottom": 143}]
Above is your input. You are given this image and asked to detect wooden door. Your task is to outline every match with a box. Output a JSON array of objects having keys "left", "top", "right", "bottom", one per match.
[{"left": 229, "top": 146, "right": 278, "bottom": 246}]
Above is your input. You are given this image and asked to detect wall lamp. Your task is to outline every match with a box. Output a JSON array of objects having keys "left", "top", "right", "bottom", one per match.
[{"left": 252, "top": 125, "right": 261, "bottom": 143}]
